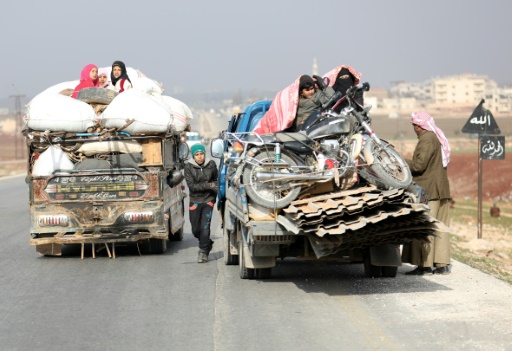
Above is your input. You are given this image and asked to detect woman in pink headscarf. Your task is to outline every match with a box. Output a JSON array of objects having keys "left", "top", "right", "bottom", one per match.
[{"left": 71, "top": 64, "right": 99, "bottom": 98}]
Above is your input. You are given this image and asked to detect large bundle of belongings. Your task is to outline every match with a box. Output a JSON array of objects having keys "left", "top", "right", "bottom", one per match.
[{"left": 24, "top": 67, "right": 193, "bottom": 176}]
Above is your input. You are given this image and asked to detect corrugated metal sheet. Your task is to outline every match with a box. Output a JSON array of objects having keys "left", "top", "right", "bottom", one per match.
[{"left": 276, "top": 185, "right": 446, "bottom": 258}]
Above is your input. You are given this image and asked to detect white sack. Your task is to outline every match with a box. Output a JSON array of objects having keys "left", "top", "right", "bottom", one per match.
[
  {"left": 99, "top": 89, "right": 171, "bottom": 134},
  {"left": 32, "top": 145, "right": 74, "bottom": 176},
  {"left": 158, "top": 95, "right": 193, "bottom": 132},
  {"left": 77, "top": 140, "right": 142, "bottom": 156},
  {"left": 26, "top": 94, "right": 96, "bottom": 132},
  {"left": 38, "top": 80, "right": 80, "bottom": 96},
  {"left": 131, "top": 77, "right": 164, "bottom": 96}
]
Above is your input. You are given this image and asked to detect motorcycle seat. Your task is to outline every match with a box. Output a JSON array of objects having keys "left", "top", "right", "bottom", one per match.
[{"left": 246, "top": 132, "right": 309, "bottom": 144}]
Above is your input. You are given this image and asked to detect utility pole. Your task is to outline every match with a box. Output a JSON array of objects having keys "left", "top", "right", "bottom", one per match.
[{"left": 9, "top": 94, "right": 26, "bottom": 159}]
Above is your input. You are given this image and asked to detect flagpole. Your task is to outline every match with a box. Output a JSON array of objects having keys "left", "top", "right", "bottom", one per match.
[
  {"left": 461, "top": 98, "right": 502, "bottom": 240},
  {"left": 477, "top": 136, "right": 483, "bottom": 239}
]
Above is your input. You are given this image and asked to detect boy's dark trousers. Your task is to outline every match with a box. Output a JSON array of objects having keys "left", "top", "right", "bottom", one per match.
[{"left": 189, "top": 202, "right": 214, "bottom": 252}]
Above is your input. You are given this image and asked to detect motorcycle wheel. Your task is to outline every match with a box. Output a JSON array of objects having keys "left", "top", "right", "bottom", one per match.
[
  {"left": 361, "top": 140, "right": 412, "bottom": 189},
  {"left": 243, "top": 150, "right": 301, "bottom": 209}
]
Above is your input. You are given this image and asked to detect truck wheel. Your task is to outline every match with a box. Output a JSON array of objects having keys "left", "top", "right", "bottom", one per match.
[
  {"left": 148, "top": 238, "right": 167, "bottom": 254},
  {"left": 223, "top": 218, "right": 238, "bottom": 265},
  {"left": 168, "top": 204, "right": 184, "bottom": 241},
  {"left": 223, "top": 207, "right": 238, "bottom": 265},
  {"left": 239, "top": 237, "right": 255, "bottom": 279},
  {"left": 76, "top": 87, "right": 118, "bottom": 105},
  {"left": 257, "top": 268, "right": 272, "bottom": 279},
  {"left": 381, "top": 266, "right": 398, "bottom": 278},
  {"left": 169, "top": 226, "right": 184, "bottom": 241},
  {"left": 363, "top": 250, "right": 382, "bottom": 278}
]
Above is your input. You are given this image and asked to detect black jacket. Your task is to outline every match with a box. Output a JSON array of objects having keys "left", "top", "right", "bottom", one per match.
[{"left": 184, "top": 159, "right": 218, "bottom": 204}]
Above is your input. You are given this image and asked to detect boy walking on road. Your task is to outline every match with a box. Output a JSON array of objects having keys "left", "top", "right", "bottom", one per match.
[{"left": 184, "top": 144, "right": 218, "bottom": 263}]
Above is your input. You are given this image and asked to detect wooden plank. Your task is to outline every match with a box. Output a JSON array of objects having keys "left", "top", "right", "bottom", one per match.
[{"left": 140, "top": 138, "right": 163, "bottom": 166}]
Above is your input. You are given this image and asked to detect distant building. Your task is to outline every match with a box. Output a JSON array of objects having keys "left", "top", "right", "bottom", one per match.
[
  {"left": 371, "top": 74, "right": 511, "bottom": 116},
  {"left": 431, "top": 74, "right": 496, "bottom": 106}
]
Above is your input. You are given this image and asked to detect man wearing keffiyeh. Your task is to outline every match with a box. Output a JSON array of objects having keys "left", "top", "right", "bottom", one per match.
[{"left": 402, "top": 111, "right": 452, "bottom": 275}]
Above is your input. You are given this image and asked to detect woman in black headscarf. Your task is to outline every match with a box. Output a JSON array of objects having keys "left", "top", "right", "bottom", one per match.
[
  {"left": 331, "top": 67, "right": 363, "bottom": 110},
  {"left": 111, "top": 60, "right": 132, "bottom": 93}
]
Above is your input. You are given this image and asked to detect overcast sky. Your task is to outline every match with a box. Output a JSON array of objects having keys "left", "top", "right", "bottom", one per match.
[{"left": 1, "top": 0, "right": 511, "bottom": 100}]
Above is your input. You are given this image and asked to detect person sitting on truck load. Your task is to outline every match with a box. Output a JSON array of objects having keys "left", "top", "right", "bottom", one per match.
[
  {"left": 110, "top": 60, "right": 132, "bottom": 93},
  {"left": 184, "top": 143, "right": 218, "bottom": 263},
  {"left": 71, "top": 64, "right": 99, "bottom": 98},
  {"left": 323, "top": 65, "right": 363, "bottom": 112},
  {"left": 98, "top": 67, "right": 113, "bottom": 89},
  {"left": 292, "top": 74, "right": 335, "bottom": 131}
]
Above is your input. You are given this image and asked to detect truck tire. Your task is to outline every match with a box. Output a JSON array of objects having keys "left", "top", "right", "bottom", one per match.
[
  {"left": 223, "top": 209, "right": 238, "bottom": 265},
  {"left": 243, "top": 150, "right": 301, "bottom": 209},
  {"left": 168, "top": 204, "right": 184, "bottom": 241},
  {"left": 257, "top": 268, "right": 272, "bottom": 279},
  {"left": 363, "top": 250, "right": 382, "bottom": 278},
  {"left": 239, "top": 235, "right": 255, "bottom": 279},
  {"left": 76, "top": 87, "right": 118, "bottom": 105},
  {"left": 381, "top": 266, "right": 398, "bottom": 278},
  {"left": 148, "top": 238, "right": 167, "bottom": 254},
  {"left": 169, "top": 226, "right": 184, "bottom": 241}
]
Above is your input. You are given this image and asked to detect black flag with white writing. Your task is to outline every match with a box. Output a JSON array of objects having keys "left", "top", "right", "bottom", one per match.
[
  {"left": 481, "top": 136, "right": 506, "bottom": 160},
  {"left": 462, "top": 99, "right": 501, "bottom": 134}
]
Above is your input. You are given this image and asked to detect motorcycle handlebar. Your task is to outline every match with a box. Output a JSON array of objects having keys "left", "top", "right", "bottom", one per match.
[
  {"left": 321, "top": 91, "right": 342, "bottom": 110},
  {"left": 322, "top": 82, "right": 370, "bottom": 110},
  {"left": 347, "top": 82, "right": 370, "bottom": 96}
]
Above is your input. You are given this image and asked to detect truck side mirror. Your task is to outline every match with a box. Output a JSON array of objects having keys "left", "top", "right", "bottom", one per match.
[
  {"left": 210, "top": 138, "right": 224, "bottom": 158},
  {"left": 179, "top": 142, "right": 189, "bottom": 160}
]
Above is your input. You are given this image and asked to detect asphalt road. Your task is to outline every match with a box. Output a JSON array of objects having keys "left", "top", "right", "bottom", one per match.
[{"left": 1, "top": 175, "right": 511, "bottom": 351}]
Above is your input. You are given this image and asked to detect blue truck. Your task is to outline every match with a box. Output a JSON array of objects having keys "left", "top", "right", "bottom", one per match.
[{"left": 211, "top": 100, "right": 436, "bottom": 279}]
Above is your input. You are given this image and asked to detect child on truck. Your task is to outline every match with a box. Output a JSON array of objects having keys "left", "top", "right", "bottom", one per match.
[
  {"left": 71, "top": 64, "right": 99, "bottom": 98},
  {"left": 110, "top": 60, "right": 132, "bottom": 93},
  {"left": 292, "top": 74, "right": 335, "bottom": 131},
  {"left": 184, "top": 144, "right": 218, "bottom": 263}
]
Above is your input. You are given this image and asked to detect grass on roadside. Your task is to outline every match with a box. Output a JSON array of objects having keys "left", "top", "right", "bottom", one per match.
[
  {"left": 451, "top": 199, "right": 512, "bottom": 233},
  {"left": 450, "top": 199, "right": 512, "bottom": 285},
  {"left": 451, "top": 243, "right": 512, "bottom": 285}
]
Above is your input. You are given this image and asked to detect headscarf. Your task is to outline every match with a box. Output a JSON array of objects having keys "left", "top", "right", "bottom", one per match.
[
  {"left": 98, "top": 67, "right": 111, "bottom": 88},
  {"left": 111, "top": 60, "right": 131, "bottom": 87},
  {"left": 411, "top": 111, "right": 451, "bottom": 167},
  {"left": 323, "top": 65, "right": 362, "bottom": 90},
  {"left": 79, "top": 64, "right": 99, "bottom": 84},
  {"left": 71, "top": 64, "right": 99, "bottom": 98},
  {"left": 332, "top": 68, "right": 355, "bottom": 95}
]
